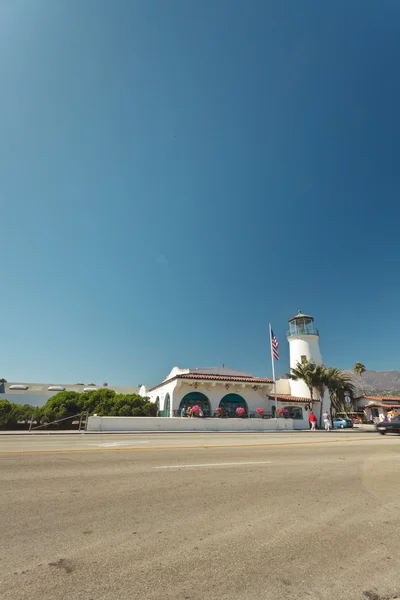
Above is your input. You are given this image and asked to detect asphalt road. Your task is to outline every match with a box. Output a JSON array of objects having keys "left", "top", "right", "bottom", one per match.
[
  {"left": 0, "top": 428, "right": 379, "bottom": 452},
  {"left": 1, "top": 431, "right": 400, "bottom": 600}
]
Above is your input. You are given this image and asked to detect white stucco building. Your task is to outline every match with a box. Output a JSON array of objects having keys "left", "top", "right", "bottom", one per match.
[
  {"left": 139, "top": 366, "right": 274, "bottom": 418},
  {"left": 136, "top": 310, "right": 329, "bottom": 430},
  {"left": 357, "top": 395, "right": 400, "bottom": 421},
  {"left": 0, "top": 382, "right": 140, "bottom": 407}
]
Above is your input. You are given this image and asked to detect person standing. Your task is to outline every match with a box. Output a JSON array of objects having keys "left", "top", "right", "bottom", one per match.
[{"left": 308, "top": 411, "right": 317, "bottom": 431}]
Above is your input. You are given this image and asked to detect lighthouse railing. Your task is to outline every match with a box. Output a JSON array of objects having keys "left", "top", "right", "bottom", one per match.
[{"left": 287, "top": 324, "right": 319, "bottom": 337}]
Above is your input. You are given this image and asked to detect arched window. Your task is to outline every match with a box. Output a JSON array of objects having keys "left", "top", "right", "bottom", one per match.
[
  {"left": 284, "top": 406, "right": 303, "bottom": 420},
  {"left": 179, "top": 392, "right": 211, "bottom": 417},
  {"left": 159, "top": 394, "right": 171, "bottom": 417},
  {"left": 164, "top": 393, "right": 170, "bottom": 417},
  {"left": 271, "top": 405, "right": 276, "bottom": 418},
  {"left": 219, "top": 394, "right": 248, "bottom": 418}
]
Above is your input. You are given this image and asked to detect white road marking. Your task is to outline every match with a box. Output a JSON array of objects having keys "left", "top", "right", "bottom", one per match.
[
  {"left": 87, "top": 441, "right": 150, "bottom": 448},
  {"left": 153, "top": 461, "right": 272, "bottom": 469}
]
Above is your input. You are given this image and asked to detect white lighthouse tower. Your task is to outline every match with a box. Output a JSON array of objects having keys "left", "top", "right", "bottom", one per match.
[{"left": 287, "top": 310, "right": 330, "bottom": 417}]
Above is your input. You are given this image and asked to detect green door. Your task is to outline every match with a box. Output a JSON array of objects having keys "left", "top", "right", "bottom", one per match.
[
  {"left": 219, "top": 394, "right": 248, "bottom": 417},
  {"left": 179, "top": 392, "right": 211, "bottom": 417},
  {"left": 159, "top": 394, "right": 170, "bottom": 417}
]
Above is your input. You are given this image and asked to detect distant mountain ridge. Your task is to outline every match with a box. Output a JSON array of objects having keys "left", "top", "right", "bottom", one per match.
[{"left": 343, "top": 370, "right": 400, "bottom": 396}]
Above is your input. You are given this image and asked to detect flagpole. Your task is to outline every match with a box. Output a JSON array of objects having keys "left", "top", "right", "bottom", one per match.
[{"left": 269, "top": 323, "right": 278, "bottom": 417}]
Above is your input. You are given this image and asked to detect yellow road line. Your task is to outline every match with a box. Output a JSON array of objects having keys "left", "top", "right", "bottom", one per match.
[{"left": 0, "top": 437, "right": 380, "bottom": 455}]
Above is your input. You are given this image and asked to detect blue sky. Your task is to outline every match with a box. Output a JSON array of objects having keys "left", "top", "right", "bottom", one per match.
[{"left": 1, "top": 0, "right": 400, "bottom": 386}]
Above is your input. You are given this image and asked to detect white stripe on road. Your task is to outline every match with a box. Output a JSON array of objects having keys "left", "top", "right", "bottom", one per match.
[
  {"left": 153, "top": 461, "right": 272, "bottom": 469},
  {"left": 87, "top": 441, "right": 150, "bottom": 447}
]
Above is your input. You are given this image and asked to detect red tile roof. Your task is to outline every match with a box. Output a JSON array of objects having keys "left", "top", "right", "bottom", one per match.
[
  {"left": 269, "top": 394, "right": 319, "bottom": 403},
  {"left": 363, "top": 396, "right": 400, "bottom": 401},
  {"left": 149, "top": 373, "right": 273, "bottom": 391},
  {"left": 364, "top": 402, "right": 400, "bottom": 409},
  {"left": 177, "top": 373, "right": 273, "bottom": 383}
]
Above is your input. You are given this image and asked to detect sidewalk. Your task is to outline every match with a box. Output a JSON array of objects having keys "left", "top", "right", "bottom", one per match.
[{"left": 0, "top": 427, "right": 375, "bottom": 436}]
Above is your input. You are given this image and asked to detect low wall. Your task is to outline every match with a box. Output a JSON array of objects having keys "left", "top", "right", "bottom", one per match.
[
  {"left": 87, "top": 416, "right": 294, "bottom": 432},
  {"left": 293, "top": 418, "right": 309, "bottom": 430}
]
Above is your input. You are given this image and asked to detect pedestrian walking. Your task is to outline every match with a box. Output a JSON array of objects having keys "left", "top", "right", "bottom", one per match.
[
  {"left": 323, "top": 411, "right": 331, "bottom": 431},
  {"left": 308, "top": 411, "right": 317, "bottom": 431}
]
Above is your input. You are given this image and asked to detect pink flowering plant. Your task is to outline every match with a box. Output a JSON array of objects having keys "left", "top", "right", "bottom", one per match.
[
  {"left": 277, "top": 408, "right": 289, "bottom": 418},
  {"left": 236, "top": 407, "right": 246, "bottom": 417},
  {"left": 256, "top": 408, "right": 264, "bottom": 417},
  {"left": 191, "top": 405, "right": 200, "bottom": 416}
]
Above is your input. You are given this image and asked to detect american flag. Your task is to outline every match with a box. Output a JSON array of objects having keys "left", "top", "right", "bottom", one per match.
[{"left": 271, "top": 329, "right": 279, "bottom": 360}]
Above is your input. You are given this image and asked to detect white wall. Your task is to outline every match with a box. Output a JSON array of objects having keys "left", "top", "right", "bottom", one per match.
[
  {"left": 275, "top": 379, "right": 291, "bottom": 394},
  {"left": 363, "top": 405, "right": 395, "bottom": 421},
  {"left": 289, "top": 335, "right": 323, "bottom": 367},
  {"left": 173, "top": 381, "right": 273, "bottom": 415},
  {"left": 288, "top": 335, "right": 323, "bottom": 398},
  {"left": 287, "top": 334, "right": 329, "bottom": 424},
  {"left": 277, "top": 403, "right": 311, "bottom": 430},
  {"left": 88, "top": 416, "right": 294, "bottom": 432},
  {"left": 149, "top": 379, "right": 179, "bottom": 416},
  {"left": 147, "top": 380, "right": 274, "bottom": 417}
]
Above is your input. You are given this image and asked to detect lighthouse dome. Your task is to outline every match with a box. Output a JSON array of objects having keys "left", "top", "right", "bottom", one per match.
[{"left": 288, "top": 310, "right": 314, "bottom": 323}]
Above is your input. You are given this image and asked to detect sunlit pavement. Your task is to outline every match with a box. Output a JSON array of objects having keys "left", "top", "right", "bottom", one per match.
[
  {"left": 0, "top": 428, "right": 379, "bottom": 453},
  {"left": 1, "top": 431, "right": 400, "bottom": 600}
]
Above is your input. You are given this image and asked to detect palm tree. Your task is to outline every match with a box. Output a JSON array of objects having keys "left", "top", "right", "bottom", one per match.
[
  {"left": 324, "top": 368, "right": 356, "bottom": 418},
  {"left": 290, "top": 360, "right": 325, "bottom": 411},
  {"left": 314, "top": 364, "right": 328, "bottom": 402},
  {"left": 353, "top": 363, "right": 366, "bottom": 395},
  {"left": 314, "top": 365, "right": 330, "bottom": 427}
]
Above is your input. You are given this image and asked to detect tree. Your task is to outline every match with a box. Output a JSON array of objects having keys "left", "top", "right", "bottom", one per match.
[
  {"left": 39, "top": 389, "right": 156, "bottom": 425},
  {"left": 0, "top": 400, "right": 15, "bottom": 428},
  {"left": 40, "top": 391, "right": 82, "bottom": 425},
  {"left": 353, "top": 363, "right": 366, "bottom": 395},
  {"left": 290, "top": 360, "right": 325, "bottom": 409},
  {"left": 0, "top": 400, "right": 39, "bottom": 428},
  {"left": 80, "top": 388, "right": 117, "bottom": 415},
  {"left": 90, "top": 393, "right": 154, "bottom": 417},
  {"left": 314, "top": 364, "right": 328, "bottom": 402},
  {"left": 11, "top": 403, "right": 36, "bottom": 424},
  {"left": 324, "top": 368, "right": 356, "bottom": 417},
  {"left": 313, "top": 365, "right": 330, "bottom": 427}
]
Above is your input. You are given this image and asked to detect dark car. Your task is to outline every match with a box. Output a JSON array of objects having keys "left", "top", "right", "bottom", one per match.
[{"left": 376, "top": 416, "right": 400, "bottom": 435}]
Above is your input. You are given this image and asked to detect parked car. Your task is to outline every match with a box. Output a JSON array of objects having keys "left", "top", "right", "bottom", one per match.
[
  {"left": 376, "top": 416, "right": 400, "bottom": 435},
  {"left": 333, "top": 418, "right": 353, "bottom": 429}
]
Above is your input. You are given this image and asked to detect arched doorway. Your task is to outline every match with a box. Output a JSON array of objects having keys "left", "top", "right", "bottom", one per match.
[
  {"left": 159, "top": 393, "right": 171, "bottom": 417},
  {"left": 219, "top": 393, "right": 248, "bottom": 418},
  {"left": 179, "top": 392, "right": 211, "bottom": 417}
]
